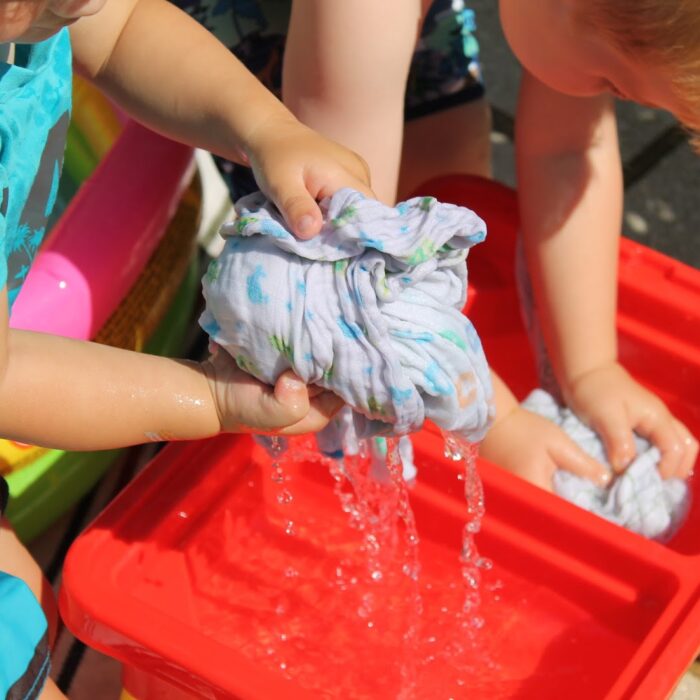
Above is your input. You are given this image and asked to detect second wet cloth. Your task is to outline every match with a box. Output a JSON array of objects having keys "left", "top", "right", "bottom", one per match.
[
  {"left": 523, "top": 389, "right": 690, "bottom": 540},
  {"left": 201, "top": 188, "right": 492, "bottom": 441}
]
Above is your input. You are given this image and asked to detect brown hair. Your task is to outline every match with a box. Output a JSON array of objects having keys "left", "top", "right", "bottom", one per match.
[{"left": 578, "top": 1, "right": 700, "bottom": 145}]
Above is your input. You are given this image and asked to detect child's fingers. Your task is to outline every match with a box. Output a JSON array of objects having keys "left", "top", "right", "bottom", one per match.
[
  {"left": 306, "top": 150, "right": 373, "bottom": 201},
  {"left": 252, "top": 371, "right": 311, "bottom": 429},
  {"left": 279, "top": 391, "right": 344, "bottom": 435},
  {"left": 549, "top": 437, "right": 611, "bottom": 487},
  {"left": 640, "top": 414, "right": 698, "bottom": 480},
  {"left": 672, "top": 419, "right": 699, "bottom": 479},
  {"left": 314, "top": 176, "right": 374, "bottom": 202},
  {"left": 308, "top": 170, "right": 374, "bottom": 203},
  {"left": 589, "top": 407, "right": 636, "bottom": 473},
  {"left": 633, "top": 406, "right": 686, "bottom": 479},
  {"left": 267, "top": 180, "right": 323, "bottom": 239}
]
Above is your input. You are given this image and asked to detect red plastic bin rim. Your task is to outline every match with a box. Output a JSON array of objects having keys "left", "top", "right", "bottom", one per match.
[{"left": 59, "top": 432, "right": 700, "bottom": 700}]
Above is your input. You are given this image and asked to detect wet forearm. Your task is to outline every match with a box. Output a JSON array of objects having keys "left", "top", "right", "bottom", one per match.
[{"left": 0, "top": 328, "right": 219, "bottom": 450}]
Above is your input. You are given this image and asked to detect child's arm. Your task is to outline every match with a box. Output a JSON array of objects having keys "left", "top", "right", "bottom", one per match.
[
  {"left": 0, "top": 292, "right": 341, "bottom": 450},
  {"left": 283, "top": 0, "right": 422, "bottom": 204},
  {"left": 69, "top": 0, "right": 372, "bottom": 238},
  {"left": 516, "top": 70, "right": 698, "bottom": 478},
  {"left": 479, "top": 372, "right": 609, "bottom": 492}
]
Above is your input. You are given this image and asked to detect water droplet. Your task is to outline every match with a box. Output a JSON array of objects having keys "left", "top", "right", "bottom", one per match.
[
  {"left": 177, "top": 511, "right": 188, "bottom": 519},
  {"left": 277, "top": 489, "right": 293, "bottom": 505},
  {"left": 462, "top": 572, "right": 479, "bottom": 589},
  {"left": 402, "top": 563, "right": 419, "bottom": 580},
  {"left": 370, "top": 570, "right": 383, "bottom": 581}
]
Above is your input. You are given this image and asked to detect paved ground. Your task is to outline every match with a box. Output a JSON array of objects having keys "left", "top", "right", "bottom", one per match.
[{"left": 473, "top": 0, "right": 700, "bottom": 269}]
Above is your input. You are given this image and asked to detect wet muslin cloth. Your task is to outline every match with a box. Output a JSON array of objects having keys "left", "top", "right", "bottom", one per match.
[
  {"left": 200, "top": 188, "right": 492, "bottom": 442},
  {"left": 522, "top": 389, "right": 690, "bottom": 540}
]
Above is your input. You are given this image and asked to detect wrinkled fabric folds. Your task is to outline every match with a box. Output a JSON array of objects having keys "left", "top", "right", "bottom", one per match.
[
  {"left": 201, "top": 188, "right": 492, "bottom": 441},
  {"left": 523, "top": 389, "right": 690, "bottom": 540}
]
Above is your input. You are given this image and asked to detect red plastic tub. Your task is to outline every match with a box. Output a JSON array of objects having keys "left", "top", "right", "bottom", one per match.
[{"left": 59, "top": 176, "right": 700, "bottom": 700}]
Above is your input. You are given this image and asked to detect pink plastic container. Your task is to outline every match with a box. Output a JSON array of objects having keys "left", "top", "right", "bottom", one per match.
[
  {"left": 60, "top": 176, "right": 700, "bottom": 699},
  {"left": 11, "top": 121, "right": 193, "bottom": 339}
]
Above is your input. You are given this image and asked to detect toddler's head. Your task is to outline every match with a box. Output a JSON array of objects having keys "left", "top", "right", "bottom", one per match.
[
  {"left": 500, "top": 0, "right": 700, "bottom": 139},
  {"left": 0, "top": 0, "right": 105, "bottom": 43}
]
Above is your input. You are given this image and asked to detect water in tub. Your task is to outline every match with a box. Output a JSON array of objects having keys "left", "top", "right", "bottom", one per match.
[
  {"left": 171, "top": 414, "right": 646, "bottom": 698},
  {"left": 180, "top": 429, "right": 529, "bottom": 699}
]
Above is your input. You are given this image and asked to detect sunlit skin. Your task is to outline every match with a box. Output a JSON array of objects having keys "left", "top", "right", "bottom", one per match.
[
  {"left": 499, "top": 0, "right": 681, "bottom": 110},
  {"left": 280, "top": 0, "right": 698, "bottom": 491},
  {"left": 476, "top": 0, "right": 698, "bottom": 490}
]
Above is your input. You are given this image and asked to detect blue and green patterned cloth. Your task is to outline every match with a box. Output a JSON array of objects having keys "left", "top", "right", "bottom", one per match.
[{"left": 201, "top": 188, "right": 493, "bottom": 441}]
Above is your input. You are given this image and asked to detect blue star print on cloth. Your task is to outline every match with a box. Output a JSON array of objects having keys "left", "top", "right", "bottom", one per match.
[{"left": 201, "top": 188, "right": 493, "bottom": 441}]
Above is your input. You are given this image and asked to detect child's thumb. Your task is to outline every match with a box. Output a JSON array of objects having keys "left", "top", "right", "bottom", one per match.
[
  {"left": 274, "top": 188, "right": 323, "bottom": 239},
  {"left": 262, "top": 371, "right": 311, "bottom": 428}
]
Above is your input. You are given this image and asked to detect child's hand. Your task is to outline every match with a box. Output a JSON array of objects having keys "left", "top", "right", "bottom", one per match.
[
  {"left": 564, "top": 362, "right": 698, "bottom": 479},
  {"left": 244, "top": 114, "right": 373, "bottom": 239},
  {"left": 480, "top": 405, "right": 610, "bottom": 492},
  {"left": 202, "top": 345, "right": 343, "bottom": 435}
]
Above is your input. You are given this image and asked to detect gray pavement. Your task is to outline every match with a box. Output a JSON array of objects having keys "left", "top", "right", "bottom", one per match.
[{"left": 473, "top": 0, "right": 700, "bottom": 269}]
